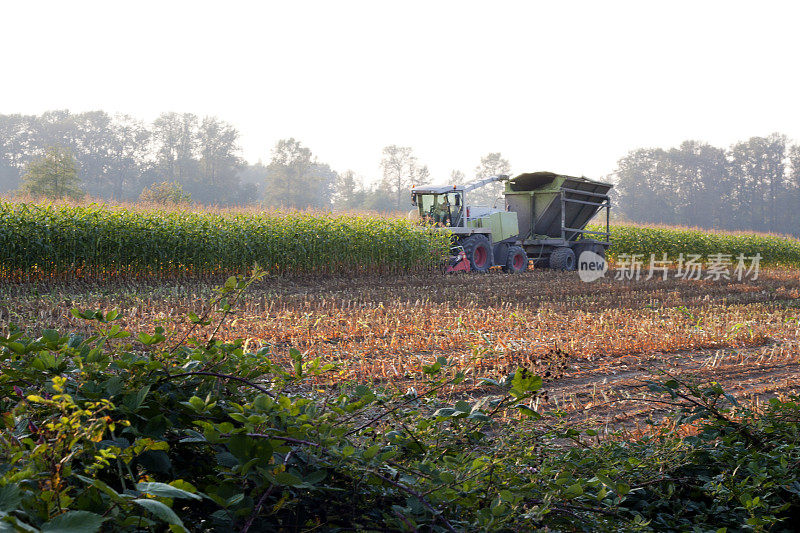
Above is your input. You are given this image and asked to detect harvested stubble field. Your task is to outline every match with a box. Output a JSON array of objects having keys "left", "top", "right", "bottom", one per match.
[{"left": 4, "top": 267, "right": 799, "bottom": 431}]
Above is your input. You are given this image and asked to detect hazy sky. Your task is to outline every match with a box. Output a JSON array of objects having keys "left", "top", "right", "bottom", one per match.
[{"left": 2, "top": 1, "right": 800, "bottom": 184}]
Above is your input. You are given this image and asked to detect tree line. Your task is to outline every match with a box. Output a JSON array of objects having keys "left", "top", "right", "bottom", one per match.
[
  {"left": 5, "top": 111, "right": 796, "bottom": 236},
  {"left": 611, "top": 134, "right": 800, "bottom": 237},
  {"left": 0, "top": 110, "right": 509, "bottom": 212}
]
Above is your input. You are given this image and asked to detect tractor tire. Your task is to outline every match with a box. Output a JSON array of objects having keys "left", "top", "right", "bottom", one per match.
[
  {"left": 503, "top": 246, "right": 528, "bottom": 273},
  {"left": 461, "top": 235, "right": 493, "bottom": 272},
  {"left": 575, "top": 242, "right": 606, "bottom": 268},
  {"left": 549, "top": 247, "right": 576, "bottom": 271}
]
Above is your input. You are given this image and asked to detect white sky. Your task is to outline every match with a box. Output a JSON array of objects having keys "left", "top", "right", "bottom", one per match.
[{"left": 2, "top": 1, "right": 800, "bottom": 184}]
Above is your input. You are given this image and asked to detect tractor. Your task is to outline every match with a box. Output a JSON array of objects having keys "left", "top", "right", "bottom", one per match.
[{"left": 410, "top": 171, "right": 612, "bottom": 273}]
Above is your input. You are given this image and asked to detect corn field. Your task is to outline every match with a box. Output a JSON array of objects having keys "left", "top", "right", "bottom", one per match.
[
  {"left": 0, "top": 202, "right": 451, "bottom": 279},
  {"left": 589, "top": 223, "right": 800, "bottom": 267},
  {"left": 3, "top": 201, "right": 799, "bottom": 280}
]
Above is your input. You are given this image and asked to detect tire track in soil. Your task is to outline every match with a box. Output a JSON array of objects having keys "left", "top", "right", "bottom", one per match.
[{"left": 529, "top": 340, "right": 800, "bottom": 428}]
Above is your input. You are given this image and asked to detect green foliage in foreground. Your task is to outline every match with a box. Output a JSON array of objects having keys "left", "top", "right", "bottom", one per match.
[
  {"left": 1, "top": 275, "right": 799, "bottom": 531},
  {"left": 0, "top": 202, "right": 450, "bottom": 278},
  {"left": 588, "top": 223, "right": 800, "bottom": 267}
]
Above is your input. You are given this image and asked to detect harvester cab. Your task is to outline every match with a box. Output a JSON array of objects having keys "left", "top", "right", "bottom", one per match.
[
  {"left": 411, "top": 175, "right": 524, "bottom": 273},
  {"left": 411, "top": 171, "right": 613, "bottom": 274}
]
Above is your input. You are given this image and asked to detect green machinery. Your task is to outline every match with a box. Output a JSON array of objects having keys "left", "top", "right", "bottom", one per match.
[{"left": 411, "top": 171, "right": 612, "bottom": 272}]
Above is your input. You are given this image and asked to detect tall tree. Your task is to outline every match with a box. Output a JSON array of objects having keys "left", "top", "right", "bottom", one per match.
[
  {"left": 21, "top": 146, "right": 82, "bottom": 199},
  {"left": 332, "top": 170, "right": 366, "bottom": 211},
  {"left": 0, "top": 114, "right": 34, "bottom": 192},
  {"left": 152, "top": 112, "right": 199, "bottom": 184},
  {"left": 71, "top": 111, "right": 116, "bottom": 198},
  {"left": 34, "top": 110, "right": 79, "bottom": 156},
  {"left": 612, "top": 148, "right": 670, "bottom": 223},
  {"left": 416, "top": 165, "right": 430, "bottom": 185},
  {"left": 784, "top": 143, "right": 800, "bottom": 235},
  {"left": 471, "top": 152, "right": 511, "bottom": 206},
  {"left": 238, "top": 160, "right": 267, "bottom": 200},
  {"left": 0, "top": 158, "right": 17, "bottom": 192},
  {"left": 263, "top": 138, "right": 335, "bottom": 209},
  {"left": 665, "top": 141, "right": 726, "bottom": 228},
  {"left": 380, "top": 145, "right": 426, "bottom": 210},
  {"left": 107, "top": 114, "right": 151, "bottom": 200},
  {"left": 194, "top": 116, "right": 246, "bottom": 204},
  {"left": 727, "top": 134, "right": 787, "bottom": 233}
]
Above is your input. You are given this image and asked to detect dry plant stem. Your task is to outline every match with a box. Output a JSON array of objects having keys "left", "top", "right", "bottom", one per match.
[
  {"left": 205, "top": 301, "right": 238, "bottom": 351},
  {"left": 673, "top": 387, "right": 765, "bottom": 448},
  {"left": 420, "top": 464, "right": 494, "bottom": 498},
  {"left": 237, "top": 432, "right": 454, "bottom": 531},
  {"left": 343, "top": 378, "right": 456, "bottom": 437},
  {"left": 6, "top": 270, "right": 799, "bottom": 436},
  {"left": 527, "top": 498, "right": 619, "bottom": 518},
  {"left": 165, "top": 290, "right": 228, "bottom": 355},
  {"left": 204, "top": 274, "right": 261, "bottom": 350},
  {"left": 168, "top": 271, "right": 255, "bottom": 355},
  {"left": 157, "top": 371, "right": 276, "bottom": 397},
  {"left": 244, "top": 434, "right": 320, "bottom": 447},
  {"left": 240, "top": 451, "right": 294, "bottom": 533},
  {"left": 370, "top": 471, "right": 457, "bottom": 533},
  {"left": 589, "top": 398, "right": 685, "bottom": 410},
  {"left": 388, "top": 409, "right": 427, "bottom": 453},
  {"left": 393, "top": 508, "right": 418, "bottom": 532},
  {"left": 655, "top": 373, "right": 766, "bottom": 448}
]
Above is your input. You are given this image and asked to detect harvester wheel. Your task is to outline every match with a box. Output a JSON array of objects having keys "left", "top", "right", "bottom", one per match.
[
  {"left": 461, "top": 235, "right": 493, "bottom": 272},
  {"left": 503, "top": 246, "right": 528, "bottom": 273},
  {"left": 549, "top": 247, "right": 576, "bottom": 271}
]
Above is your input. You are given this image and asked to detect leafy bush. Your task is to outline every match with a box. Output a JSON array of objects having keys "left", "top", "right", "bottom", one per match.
[{"left": 1, "top": 273, "right": 799, "bottom": 531}]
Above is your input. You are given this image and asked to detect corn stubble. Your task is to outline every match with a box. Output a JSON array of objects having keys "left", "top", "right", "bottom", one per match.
[{"left": 3, "top": 268, "right": 799, "bottom": 430}]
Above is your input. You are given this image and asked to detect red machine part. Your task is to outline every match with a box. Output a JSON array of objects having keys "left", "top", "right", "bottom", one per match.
[{"left": 446, "top": 251, "right": 471, "bottom": 273}]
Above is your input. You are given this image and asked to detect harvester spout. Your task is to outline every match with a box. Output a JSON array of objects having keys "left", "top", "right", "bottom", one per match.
[{"left": 462, "top": 174, "right": 509, "bottom": 193}]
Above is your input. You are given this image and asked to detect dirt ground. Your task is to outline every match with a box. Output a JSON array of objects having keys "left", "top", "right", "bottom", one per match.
[{"left": 3, "top": 267, "right": 799, "bottom": 430}]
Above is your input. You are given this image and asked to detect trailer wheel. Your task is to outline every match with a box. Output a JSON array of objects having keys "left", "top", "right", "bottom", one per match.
[
  {"left": 503, "top": 246, "right": 528, "bottom": 273},
  {"left": 549, "top": 247, "right": 575, "bottom": 271},
  {"left": 575, "top": 243, "right": 606, "bottom": 269},
  {"left": 461, "top": 235, "right": 493, "bottom": 272},
  {"left": 591, "top": 243, "right": 606, "bottom": 260}
]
